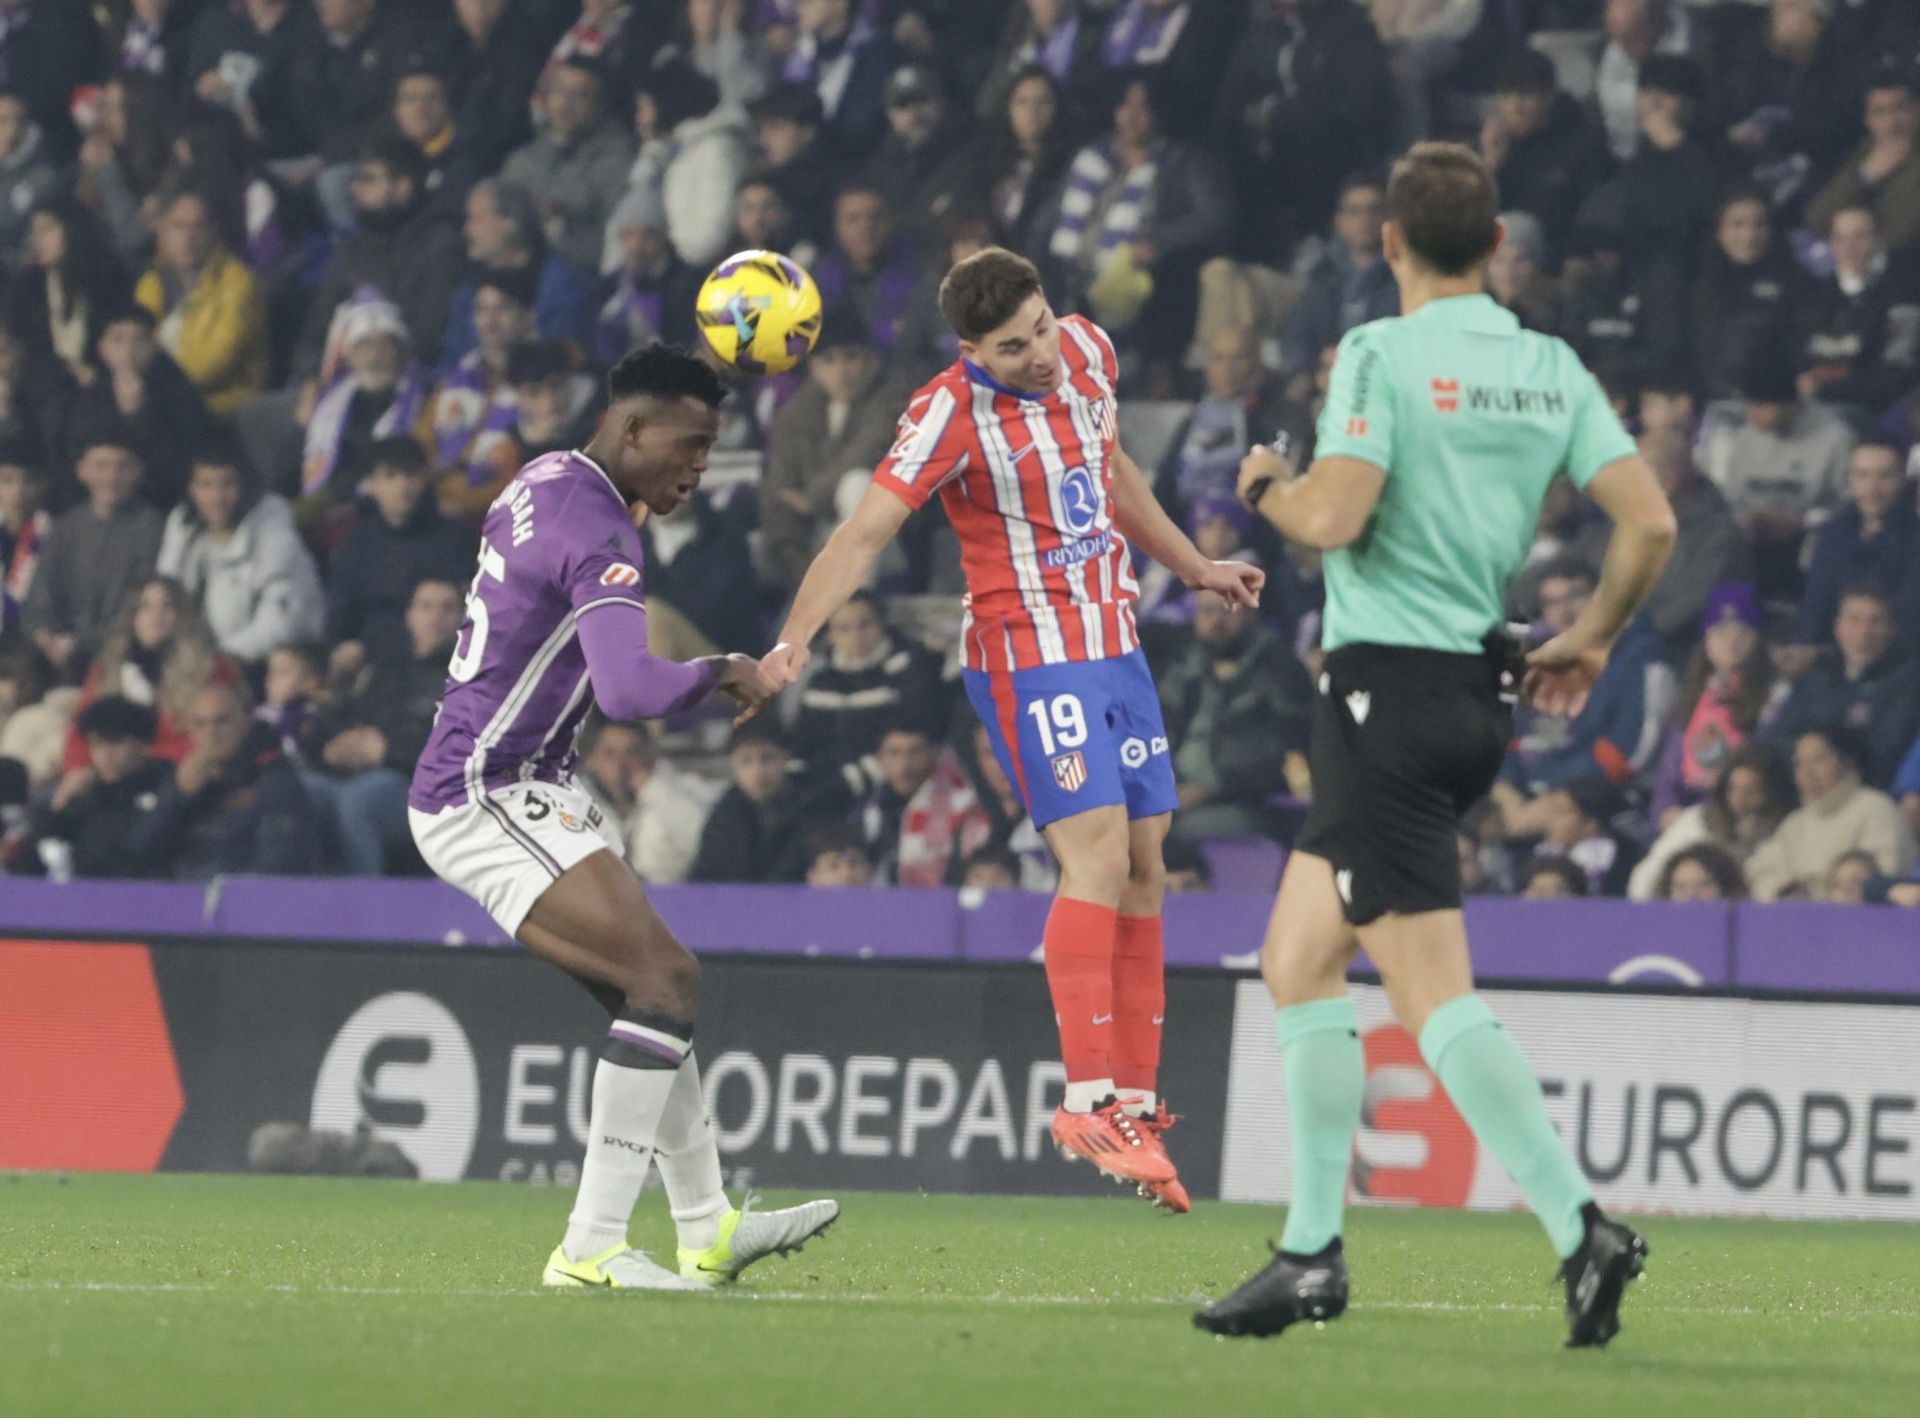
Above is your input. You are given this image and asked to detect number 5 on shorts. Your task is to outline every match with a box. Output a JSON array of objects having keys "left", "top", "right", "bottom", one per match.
[{"left": 1026, "top": 694, "right": 1088, "bottom": 756}]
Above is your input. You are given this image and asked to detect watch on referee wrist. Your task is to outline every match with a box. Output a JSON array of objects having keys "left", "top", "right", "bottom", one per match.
[{"left": 1241, "top": 474, "right": 1277, "bottom": 513}]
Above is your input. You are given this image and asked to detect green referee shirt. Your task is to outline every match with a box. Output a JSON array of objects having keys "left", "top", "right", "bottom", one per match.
[{"left": 1312, "top": 293, "right": 1637, "bottom": 654}]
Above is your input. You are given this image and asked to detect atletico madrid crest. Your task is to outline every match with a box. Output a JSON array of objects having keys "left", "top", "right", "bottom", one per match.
[{"left": 1051, "top": 751, "right": 1087, "bottom": 792}]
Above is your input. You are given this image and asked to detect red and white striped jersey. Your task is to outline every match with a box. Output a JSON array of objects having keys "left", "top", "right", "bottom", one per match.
[{"left": 872, "top": 315, "right": 1140, "bottom": 672}]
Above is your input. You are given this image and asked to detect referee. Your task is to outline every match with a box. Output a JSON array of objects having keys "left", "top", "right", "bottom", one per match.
[{"left": 1194, "top": 143, "right": 1677, "bottom": 1347}]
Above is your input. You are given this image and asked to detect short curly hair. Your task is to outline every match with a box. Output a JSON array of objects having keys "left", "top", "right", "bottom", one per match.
[{"left": 607, "top": 343, "right": 728, "bottom": 409}]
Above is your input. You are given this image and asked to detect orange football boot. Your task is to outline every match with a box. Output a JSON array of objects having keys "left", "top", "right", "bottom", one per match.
[
  {"left": 1130, "top": 1101, "right": 1190, "bottom": 1212},
  {"left": 1052, "top": 1099, "right": 1176, "bottom": 1187}
]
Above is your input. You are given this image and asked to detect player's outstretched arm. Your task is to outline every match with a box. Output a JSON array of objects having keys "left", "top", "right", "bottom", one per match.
[
  {"left": 1524, "top": 453, "right": 1677, "bottom": 717},
  {"left": 1111, "top": 443, "right": 1264, "bottom": 607},
  {"left": 759, "top": 482, "right": 915, "bottom": 695},
  {"left": 576, "top": 601, "right": 760, "bottom": 720}
]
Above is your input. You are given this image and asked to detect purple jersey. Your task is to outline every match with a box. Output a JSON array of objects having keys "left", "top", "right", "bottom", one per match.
[{"left": 410, "top": 451, "right": 653, "bottom": 812}]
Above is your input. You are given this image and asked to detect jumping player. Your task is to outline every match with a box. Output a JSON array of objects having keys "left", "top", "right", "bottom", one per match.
[
  {"left": 757, "top": 250, "right": 1264, "bottom": 1210},
  {"left": 408, "top": 345, "right": 838, "bottom": 1290},
  {"left": 1193, "top": 144, "right": 1675, "bottom": 1345}
]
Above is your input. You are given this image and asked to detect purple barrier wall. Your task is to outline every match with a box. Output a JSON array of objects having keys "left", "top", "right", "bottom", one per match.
[
  {"left": 957, "top": 890, "right": 1272, "bottom": 966},
  {"left": 210, "top": 876, "right": 508, "bottom": 945},
  {"left": 1453, "top": 897, "right": 1732, "bottom": 987},
  {"left": 649, "top": 883, "right": 961, "bottom": 958},
  {"left": 0, "top": 879, "right": 208, "bottom": 937},
  {"left": 1733, "top": 902, "right": 1920, "bottom": 994}
]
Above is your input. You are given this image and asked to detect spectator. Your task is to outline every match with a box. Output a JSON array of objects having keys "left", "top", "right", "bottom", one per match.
[
  {"left": 1898, "top": 732, "right": 1920, "bottom": 843},
  {"left": 0, "top": 0, "right": 104, "bottom": 162},
  {"left": 1485, "top": 212, "right": 1562, "bottom": 335},
  {"left": 1746, "top": 725, "right": 1917, "bottom": 900},
  {"left": 691, "top": 718, "right": 837, "bottom": 883},
  {"left": 126, "top": 677, "right": 324, "bottom": 879},
  {"left": 1478, "top": 50, "right": 1611, "bottom": 261},
  {"left": 790, "top": 593, "right": 946, "bottom": 772},
  {"left": 1278, "top": 174, "right": 1397, "bottom": 382},
  {"left": 575, "top": 717, "right": 718, "bottom": 887},
  {"left": 61, "top": 573, "right": 237, "bottom": 774},
  {"left": 1518, "top": 856, "right": 1588, "bottom": 899},
  {"left": 74, "top": 72, "right": 174, "bottom": 269},
  {"left": 257, "top": 640, "right": 324, "bottom": 768},
  {"left": 1160, "top": 587, "right": 1313, "bottom": 839},
  {"left": 1803, "top": 60, "right": 1920, "bottom": 253},
  {"left": 157, "top": 443, "right": 325, "bottom": 667},
  {"left": 1095, "top": 2, "right": 1234, "bottom": 135},
  {"left": 8, "top": 199, "right": 131, "bottom": 403},
  {"left": 1532, "top": 777, "right": 1642, "bottom": 897},
  {"left": 1697, "top": 347, "right": 1855, "bottom": 596},
  {"left": 440, "top": 0, "right": 545, "bottom": 173},
  {"left": 10, "top": 696, "right": 170, "bottom": 880},
  {"left": 663, "top": 0, "right": 772, "bottom": 112},
  {"left": 975, "top": 2, "right": 1103, "bottom": 127},
  {"left": 310, "top": 0, "right": 415, "bottom": 171},
  {"left": 22, "top": 436, "right": 163, "bottom": 679},
  {"left": 1796, "top": 206, "right": 1920, "bottom": 416},
  {"left": 1215, "top": 0, "right": 1392, "bottom": 251},
  {"left": 1654, "top": 842, "right": 1748, "bottom": 902},
  {"left": 762, "top": 309, "right": 915, "bottom": 588},
  {"left": 859, "top": 63, "right": 970, "bottom": 248},
  {"left": 1584, "top": 56, "right": 1716, "bottom": 280},
  {"left": 439, "top": 180, "right": 598, "bottom": 377},
  {"left": 294, "top": 135, "right": 464, "bottom": 384},
  {"left": 1823, "top": 847, "right": 1880, "bottom": 904},
  {"left": 159, "top": 107, "right": 288, "bottom": 277},
  {"left": 325, "top": 436, "right": 474, "bottom": 673},
  {"left": 895, "top": 209, "right": 990, "bottom": 380},
  {"left": 638, "top": 491, "right": 764, "bottom": 660},
  {"left": 812, "top": 183, "right": 922, "bottom": 353},
  {"left": 1497, "top": 557, "right": 1664, "bottom": 805},
  {"left": 963, "top": 65, "right": 1074, "bottom": 263},
  {"left": 184, "top": 0, "right": 324, "bottom": 163},
  {"left": 502, "top": 58, "right": 637, "bottom": 275},
  {"left": 1713, "top": 0, "right": 1868, "bottom": 195},
  {"left": 1371, "top": 0, "right": 1485, "bottom": 147},
  {"left": 135, "top": 189, "right": 269, "bottom": 419},
  {"left": 956, "top": 716, "right": 1055, "bottom": 891},
  {"left": 0, "top": 91, "right": 58, "bottom": 266},
  {"left": 1157, "top": 325, "right": 1313, "bottom": 521},
  {"left": 300, "top": 296, "right": 429, "bottom": 511},
  {"left": 0, "top": 456, "right": 47, "bottom": 631},
  {"left": 1639, "top": 425, "right": 1753, "bottom": 659},
  {"left": 1594, "top": 0, "right": 1693, "bottom": 162},
  {"left": 618, "top": 59, "right": 748, "bottom": 272},
  {"left": 1789, "top": 440, "right": 1916, "bottom": 662},
  {"left": 1508, "top": 477, "right": 1609, "bottom": 621},
  {"left": 805, "top": 821, "right": 877, "bottom": 886},
  {"left": 428, "top": 268, "right": 537, "bottom": 523},
  {"left": 1767, "top": 584, "right": 1920, "bottom": 789},
  {"left": 393, "top": 62, "right": 487, "bottom": 215},
  {"left": 782, "top": 0, "right": 894, "bottom": 157},
  {"left": 501, "top": 339, "right": 598, "bottom": 466},
  {"left": 854, "top": 722, "right": 983, "bottom": 886},
  {"left": 592, "top": 186, "right": 703, "bottom": 368},
  {"left": 724, "top": 176, "right": 814, "bottom": 270},
  {"left": 960, "top": 843, "right": 1022, "bottom": 891},
  {"left": 1046, "top": 69, "right": 1232, "bottom": 369},
  {"left": 309, "top": 577, "right": 461, "bottom": 875},
  {"left": 0, "top": 638, "right": 76, "bottom": 790},
  {"left": 748, "top": 81, "right": 837, "bottom": 248},
  {"left": 65, "top": 304, "right": 212, "bottom": 514},
  {"left": 533, "top": 1, "right": 643, "bottom": 122},
  {"left": 1688, "top": 190, "right": 1810, "bottom": 404},
  {"left": 1630, "top": 742, "right": 1794, "bottom": 900},
  {"left": 1651, "top": 583, "right": 1782, "bottom": 820}
]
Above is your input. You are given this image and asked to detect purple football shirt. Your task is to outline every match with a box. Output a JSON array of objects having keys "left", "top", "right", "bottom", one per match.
[{"left": 410, "top": 451, "right": 655, "bottom": 812}]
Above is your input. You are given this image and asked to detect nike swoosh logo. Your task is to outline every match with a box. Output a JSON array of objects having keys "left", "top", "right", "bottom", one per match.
[
  {"left": 1091, "top": 1013, "right": 1113, "bottom": 1025},
  {"left": 1008, "top": 442, "right": 1038, "bottom": 464},
  {"left": 1151, "top": 1014, "right": 1164, "bottom": 1026}
]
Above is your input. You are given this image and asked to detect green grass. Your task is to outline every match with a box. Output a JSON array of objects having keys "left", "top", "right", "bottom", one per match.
[{"left": 2, "top": 1174, "right": 1916, "bottom": 1418}]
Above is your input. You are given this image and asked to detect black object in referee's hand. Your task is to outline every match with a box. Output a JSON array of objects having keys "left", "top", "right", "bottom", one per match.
[{"left": 1239, "top": 431, "right": 1293, "bottom": 512}]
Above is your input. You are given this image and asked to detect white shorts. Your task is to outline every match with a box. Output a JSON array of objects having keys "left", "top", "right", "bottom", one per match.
[{"left": 409, "top": 780, "right": 624, "bottom": 937}]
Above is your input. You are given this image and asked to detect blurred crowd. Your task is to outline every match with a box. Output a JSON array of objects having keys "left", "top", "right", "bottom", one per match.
[{"left": 0, "top": 0, "right": 1918, "bottom": 910}]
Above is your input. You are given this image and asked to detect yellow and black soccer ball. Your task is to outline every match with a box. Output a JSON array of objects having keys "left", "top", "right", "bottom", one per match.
[{"left": 695, "top": 250, "right": 823, "bottom": 376}]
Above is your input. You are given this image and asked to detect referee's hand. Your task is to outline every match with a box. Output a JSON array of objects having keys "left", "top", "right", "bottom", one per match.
[{"left": 1523, "top": 634, "right": 1610, "bottom": 719}]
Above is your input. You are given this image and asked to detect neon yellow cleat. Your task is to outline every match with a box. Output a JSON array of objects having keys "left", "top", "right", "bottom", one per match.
[
  {"left": 543, "top": 1242, "right": 709, "bottom": 1291},
  {"left": 677, "top": 1196, "right": 840, "bottom": 1285}
]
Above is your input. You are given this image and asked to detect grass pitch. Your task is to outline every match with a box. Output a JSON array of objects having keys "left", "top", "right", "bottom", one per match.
[{"left": 2, "top": 1174, "right": 1915, "bottom": 1418}]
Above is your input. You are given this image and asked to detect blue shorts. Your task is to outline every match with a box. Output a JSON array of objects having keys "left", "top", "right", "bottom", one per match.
[{"left": 963, "top": 650, "right": 1178, "bottom": 830}]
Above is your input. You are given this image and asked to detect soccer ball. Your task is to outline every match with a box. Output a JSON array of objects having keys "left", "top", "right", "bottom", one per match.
[{"left": 695, "top": 250, "right": 823, "bottom": 376}]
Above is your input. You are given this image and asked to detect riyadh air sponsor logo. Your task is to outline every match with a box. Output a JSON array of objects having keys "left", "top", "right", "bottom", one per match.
[
  {"left": 311, "top": 992, "right": 480, "bottom": 1181},
  {"left": 1042, "top": 531, "right": 1112, "bottom": 569}
]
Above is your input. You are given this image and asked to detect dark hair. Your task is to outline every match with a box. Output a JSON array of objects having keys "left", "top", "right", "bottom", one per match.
[
  {"left": 368, "top": 434, "right": 429, "bottom": 477},
  {"left": 1519, "top": 857, "right": 1588, "bottom": 896},
  {"left": 1716, "top": 183, "right": 1768, "bottom": 221},
  {"left": 158, "top": 108, "right": 254, "bottom": 252},
  {"left": 1535, "top": 554, "right": 1597, "bottom": 597},
  {"left": 939, "top": 246, "right": 1044, "bottom": 342},
  {"left": 358, "top": 132, "right": 430, "bottom": 188},
  {"left": 1704, "top": 742, "right": 1793, "bottom": 838},
  {"left": 750, "top": 80, "right": 825, "bottom": 128},
  {"left": 76, "top": 694, "right": 158, "bottom": 744},
  {"left": 186, "top": 432, "right": 259, "bottom": 525},
  {"left": 0, "top": 638, "right": 54, "bottom": 705},
  {"left": 507, "top": 337, "right": 578, "bottom": 387},
  {"left": 1639, "top": 55, "right": 1704, "bottom": 104},
  {"left": 805, "top": 821, "right": 869, "bottom": 864},
  {"left": 1386, "top": 142, "right": 1501, "bottom": 276},
  {"left": 473, "top": 261, "right": 540, "bottom": 311},
  {"left": 107, "top": 70, "right": 175, "bottom": 199},
  {"left": 1162, "top": 836, "right": 1212, "bottom": 887},
  {"left": 1338, "top": 169, "right": 1386, "bottom": 203},
  {"left": 639, "top": 58, "right": 721, "bottom": 132},
  {"left": 607, "top": 343, "right": 728, "bottom": 408},
  {"left": 1864, "top": 58, "right": 1920, "bottom": 101},
  {"left": 962, "top": 844, "right": 1021, "bottom": 882},
  {"left": 1496, "top": 49, "right": 1559, "bottom": 96},
  {"left": 1851, "top": 438, "right": 1904, "bottom": 469},
  {"left": 579, "top": 713, "right": 649, "bottom": 759},
  {"left": 102, "top": 303, "right": 158, "bottom": 334},
  {"left": 471, "top": 180, "right": 544, "bottom": 262},
  {"left": 1657, "top": 843, "right": 1748, "bottom": 900},
  {"left": 271, "top": 641, "right": 327, "bottom": 681},
  {"left": 31, "top": 196, "right": 122, "bottom": 297},
  {"left": 1799, "top": 723, "right": 1870, "bottom": 775},
  {"left": 1676, "top": 627, "right": 1775, "bottom": 734},
  {"left": 729, "top": 714, "right": 787, "bottom": 753},
  {"left": 879, "top": 720, "right": 934, "bottom": 746},
  {"left": 1837, "top": 581, "right": 1895, "bottom": 616}
]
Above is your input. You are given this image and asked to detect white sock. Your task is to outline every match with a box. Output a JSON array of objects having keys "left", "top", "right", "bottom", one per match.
[
  {"left": 1121, "top": 1090, "right": 1156, "bottom": 1118},
  {"left": 1063, "top": 1078, "right": 1117, "bottom": 1113},
  {"left": 562, "top": 1010, "right": 693, "bottom": 1262},
  {"left": 652, "top": 1052, "right": 730, "bottom": 1252}
]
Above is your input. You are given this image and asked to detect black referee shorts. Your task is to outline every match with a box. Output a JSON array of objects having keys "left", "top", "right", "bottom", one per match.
[{"left": 1294, "top": 642, "right": 1513, "bottom": 926}]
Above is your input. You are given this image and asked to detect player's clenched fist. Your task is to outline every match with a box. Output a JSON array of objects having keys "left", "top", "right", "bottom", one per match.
[
  {"left": 755, "top": 641, "right": 810, "bottom": 696},
  {"left": 1192, "top": 559, "right": 1265, "bottom": 609}
]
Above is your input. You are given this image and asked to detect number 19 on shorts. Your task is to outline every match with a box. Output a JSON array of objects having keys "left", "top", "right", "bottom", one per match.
[{"left": 1026, "top": 694, "right": 1088, "bottom": 755}]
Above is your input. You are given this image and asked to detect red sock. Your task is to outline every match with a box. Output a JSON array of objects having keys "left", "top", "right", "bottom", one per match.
[
  {"left": 1111, "top": 914, "right": 1165, "bottom": 1096},
  {"left": 1042, "top": 897, "right": 1118, "bottom": 1083}
]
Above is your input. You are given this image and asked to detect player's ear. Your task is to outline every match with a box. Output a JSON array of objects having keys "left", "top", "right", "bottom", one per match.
[
  {"left": 956, "top": 338, "right": 978, "bottom": 363},
  {"left": 1381, "top": 221, "right": 1404, "bottom": 266}
]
